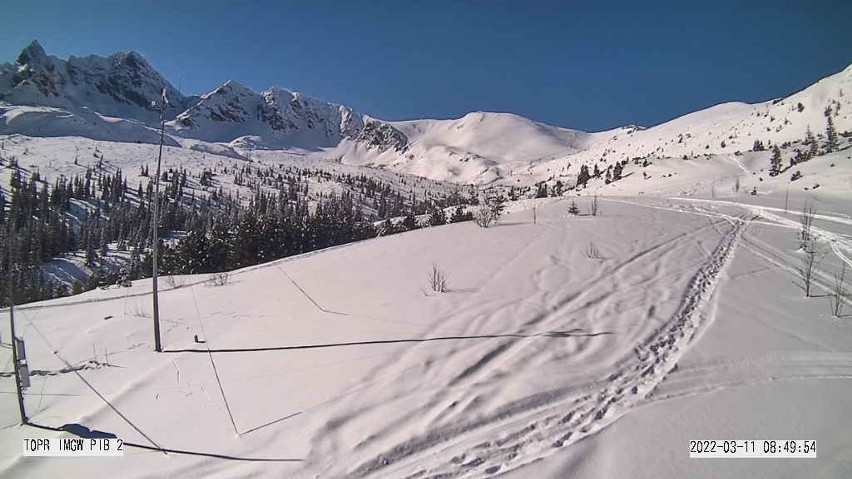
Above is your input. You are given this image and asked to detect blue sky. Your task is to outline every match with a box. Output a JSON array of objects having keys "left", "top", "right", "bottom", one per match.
[{"left": 2, "top": 1, "right": 850, "bottom": 131}]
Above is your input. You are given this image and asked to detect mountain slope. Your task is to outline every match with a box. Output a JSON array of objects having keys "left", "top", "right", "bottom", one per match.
[
  {"left": 0, "top": 41, "right": 192, "bottom": 124},
  {"left": 241, "top": 63, "right": 852, "bottom": 185},
  {"left": 169, "top": 81, "right": 407, "bottom": 153},
  {"left": 0, "top": 41, "right": 849, "bottom": 186},
  {"left": 2, "top": 195, "right": 850, "bottom": 478},
  {"left": 529, "top": 64, "right": 852, "bottom": 182}
]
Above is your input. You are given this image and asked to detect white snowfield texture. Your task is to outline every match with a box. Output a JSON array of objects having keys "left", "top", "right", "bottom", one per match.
[
  {"left": 0, "top": 104, "right": 180, "bottom": 146},
  {"left": 1, "top": 195, "right": 851, "bottom": 479},
  {"left": 1, "top": 42, "right": 852, "bottom": 478},
  {"left": 2, "top": 41, "right": 850, "bottom": 184},
  {"left": 0, "top": 41, "right": 192, "bottom": 124}
]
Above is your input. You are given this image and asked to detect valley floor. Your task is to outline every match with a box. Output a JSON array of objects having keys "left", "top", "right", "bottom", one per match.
[{"left": 1, "top": 195, "right": 850, "bottom": 478}]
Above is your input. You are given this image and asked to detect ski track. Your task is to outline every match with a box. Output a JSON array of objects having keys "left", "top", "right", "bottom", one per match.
[
  {"left": 741, "top": 232, "right": 847, "bottom": 298},
  {"left": 14, "top": 196, "right": 845, "bottom": 478},
  {"left": 641, "top": 351, "right": 852, "bottom": 408},
  {"left": 675, "top": 197, "right": 852, "bottom": 269},
  {"left": 310, "top": 214, "right": 728, "bottom": 455},
  {"left": 336, "top": 214, "right": 749, "bottom": 479},
  {"left": 320, "top": 211, "right": 725, "bottom": 439}
]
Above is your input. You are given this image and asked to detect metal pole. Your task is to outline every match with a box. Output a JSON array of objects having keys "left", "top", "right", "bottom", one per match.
[
  {"left": 151, "top": 94, "right": 166, "bottom": 353},
  {"left": 8, "top": 271, "right": 27, "bottom": 424}
]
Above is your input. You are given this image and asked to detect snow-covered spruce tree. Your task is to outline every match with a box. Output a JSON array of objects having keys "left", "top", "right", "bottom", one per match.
[
  {"left": 576, "top": 165, "right": 591, "bottom": 188},
  {"left": 769, "top": 145, "right": 782, "bottom": 176},
  {"left": 427, "top": 206, "right": 447, "bottom": 226},
  {"left": 807, "top": 130, "right": 819, "bottom": 158},
  {"left": 568, "top": 201, "right": 580, "bottom": 216},
  {"left": 449, "top": 206, "right": 473, "bottom": 223},
  {"left": 612, "top": 161, "right": 624, "bottom": 181},
  {"left": 400, "top": 212, "right": 418, "bottom": 231},
  {"left": 825, "top": 115, "right": 838, "bottom": 153}
]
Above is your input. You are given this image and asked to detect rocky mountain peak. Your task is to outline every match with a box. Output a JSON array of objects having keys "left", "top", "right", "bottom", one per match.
[
  {"left": 15, "top": 40, "right": 48, "bottom": 67},
  {"left": 1, "top": 41, "right": 192, "bottom": 123}
]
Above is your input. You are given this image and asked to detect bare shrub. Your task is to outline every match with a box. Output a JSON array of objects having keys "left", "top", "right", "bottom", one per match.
[
  {"left": 585, "top": 242, "right": 604, "bottom": 260},
  {"left": 797, "top": 240, "right": 822, "bottom": 297},
  {"left": 800, "top": 201, "right": 817, "bottom": 247},
  {"left": 590, "top": 195, "right": 600, "bottom": 216},
  {"left": 130, "top": 300, "right": 149, "bottom": 318},
  {"left": 473, "top": 196, "right": 505, "bottom": 228},
  {"left": 206, "top": 271, "right": 230, "bottom": 287},
  {"left": 165, "top": 275, "right": 184, "bottom": 289},
  {"left": 474, "top": 205, "right": 497, "bottom": 228},
  {"left": 829, "top": 264, "right": 847, "bottom": 317},
  {"left": 427, "top": 262, "right": 448, "bottom": 293}
]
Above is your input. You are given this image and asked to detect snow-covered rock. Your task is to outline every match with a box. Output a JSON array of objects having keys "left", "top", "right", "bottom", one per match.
[
  {"left": 171, "top": 80, "right": 408, "bottom": 152},
  {"left": 0, "top": 41, "right": 193, "bottom": 124},
  {"left": 1, "top": 41, "right": 850, "bottom": 186}
]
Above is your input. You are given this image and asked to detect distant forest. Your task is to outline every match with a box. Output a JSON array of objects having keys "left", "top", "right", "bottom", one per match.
[{"left": 0, "top": 156, "right": 476, "bottom": 307}]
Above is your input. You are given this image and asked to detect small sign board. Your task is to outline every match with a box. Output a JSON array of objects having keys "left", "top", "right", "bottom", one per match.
[{"left": 15, "top": 338, "right": 26, "bottom": 360}]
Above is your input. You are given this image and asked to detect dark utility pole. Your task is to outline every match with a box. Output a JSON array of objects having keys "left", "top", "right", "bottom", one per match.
[
  {"left": 151, "top": 90, "right": 168, "bottom": 353},
  {"left": 8, "top": 269, "right": 27, "bottom": 424}
]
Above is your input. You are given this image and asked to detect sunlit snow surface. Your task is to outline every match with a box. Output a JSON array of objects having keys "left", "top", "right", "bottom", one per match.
[
  {"left": 2, "top": 192, "right": 851, "bottom": 478},
  {"left": 1, "top": 52, "right": 851, "bottom": 479}
]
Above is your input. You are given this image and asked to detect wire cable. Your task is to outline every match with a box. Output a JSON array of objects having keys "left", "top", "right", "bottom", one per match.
[
  {"left": 18, "top": 309, "right": 166, "bottom": 453},
  {"left": 273, "top": 262, "right": 346, "bottom": 316},
  {"left": 25, "top": 421, "right": 302, "bottom": 462},
  {"left": 187, "top": 281, "right": 240, "bottom": 436}
]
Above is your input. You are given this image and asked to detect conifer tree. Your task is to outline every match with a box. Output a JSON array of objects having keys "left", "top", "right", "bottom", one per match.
[
  {"left": 576, "top": 165, "right": 591, "bottom": 188},
  {"left": 427, "top": 206, "right": 447, "bottom": 226},
  {"left": 805, "top": 126, "right": 818, "bottom": 158},
  {"left": 568, "top": 201, "right": 580, "bottom": 216},
  {"left": 613, "top": 161, "right": 624, "bottom": 181},
  {"left": 769, "top": 145, "right": 782, "bottom": 176},
  {"left": 449, "top": 206, "right": 473, "bottom": 223},
  {"left": 825, "top": 115, "right": 838, "bottom": 153}
]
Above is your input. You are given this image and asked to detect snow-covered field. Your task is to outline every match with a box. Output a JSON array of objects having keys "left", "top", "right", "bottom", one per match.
[
  {"left": 2, "top": 191, "right": 850, "bottom": 478},
  {"left": 2, "top": 42, "right": 852, "bottom": 478}
]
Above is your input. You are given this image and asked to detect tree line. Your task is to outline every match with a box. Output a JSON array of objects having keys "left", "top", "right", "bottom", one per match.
[{"left": 0, "top": 157, "right": 472, "bottom": 306}]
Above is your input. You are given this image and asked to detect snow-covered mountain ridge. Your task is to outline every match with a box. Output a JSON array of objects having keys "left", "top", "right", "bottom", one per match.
[
  {"left": 1, "top": 41, "right": 850, "bottom": 186},
  {"left": 0, "top": 42, "right": 409, "bottom": 157},
  {"left": 0, "top": 41, "right": 193, "bottom": 123},
  {"left": 171, "top": 80, "right": 408, "bottom": 153},
  {"left": 527, "top": 65, "right": 852, "bottom": 182}
]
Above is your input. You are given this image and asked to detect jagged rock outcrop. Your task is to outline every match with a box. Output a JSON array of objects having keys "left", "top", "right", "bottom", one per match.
[
  {"left": 0, "top": 40, "right": 194, "bottom": 124},
  {"left": 172, "top": 81, "right": 407, "bottom": 152}
]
